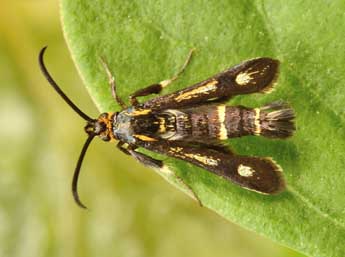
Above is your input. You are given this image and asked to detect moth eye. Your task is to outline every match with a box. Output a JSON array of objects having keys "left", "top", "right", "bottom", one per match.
[{"left": 93, "top": 123, "right": 103, "bottom": 134}]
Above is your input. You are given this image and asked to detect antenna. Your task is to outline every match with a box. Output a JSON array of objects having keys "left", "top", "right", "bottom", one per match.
[
  {"left": 72, "top": 135, "right": 95, "bottom": 209},
  {"left": 39, "top": 46, "right": 97, "bottom": 208},
  {"left": 39, "top": 46, "right": 94, "bottom": 122}
]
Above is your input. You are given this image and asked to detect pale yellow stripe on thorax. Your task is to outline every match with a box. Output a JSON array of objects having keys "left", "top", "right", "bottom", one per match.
[{"left": 217, "top": 105, "right": 227, "bottom": 140}]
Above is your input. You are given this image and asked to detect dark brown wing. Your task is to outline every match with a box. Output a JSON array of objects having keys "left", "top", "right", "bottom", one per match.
[
  {"left": 137, "top": 140, "right": 285, "bottom": 195},
  {"left": 141, "top": 58, "right": 279, "bottom": 111}
]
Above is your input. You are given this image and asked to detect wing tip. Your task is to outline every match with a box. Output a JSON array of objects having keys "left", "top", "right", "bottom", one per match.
[
  {"left": 262, "top": 157, "right": 286, "bottom": 194},
  {"left": 232, "top": 156, "right": 286, "bottom": 195},
  {"left": 231, "top": 57, "right": 281, "bottom": 94}
]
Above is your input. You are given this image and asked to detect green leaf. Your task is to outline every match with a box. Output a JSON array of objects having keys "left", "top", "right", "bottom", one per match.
[{"left": 61, "top": 1, "right": 345, "bottom": 256}]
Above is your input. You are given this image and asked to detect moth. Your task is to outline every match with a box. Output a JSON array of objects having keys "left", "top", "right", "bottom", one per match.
[{"left": 39, "top": 46, "right": 295, "bottom": 208}]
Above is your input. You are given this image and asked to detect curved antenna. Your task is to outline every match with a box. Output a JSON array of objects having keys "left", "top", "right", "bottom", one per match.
[
  {"left": 72, "top": 135, "right": 95, "bottom": 209},
  {"left": 39, "top": 46, "right": 94, "bottom": 122}
]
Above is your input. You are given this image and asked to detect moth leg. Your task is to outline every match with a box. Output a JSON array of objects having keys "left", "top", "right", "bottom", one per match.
[
  {"left": 205, "top": 96, "right": 231, "bottom": 104},
  {"left": 99, "top": 57, "right": 127, "bottom": 109},
  {"left": 117, "top": 141, "right": 132, "bottom": 155},
  {"left": 130, "top": 48, "right": 195, "bottom": 106},
  {"left": 126, "top": 148, "right": 202, "bottom": 206},
  {"left": 158, "top": 48, "right": 195, "bottom": 89},
  {"left": 128, "top": 149, "right": 163, "bottom": 169},
  {"left": 172, "top": 172, "right": 203, "bottom": 207}
]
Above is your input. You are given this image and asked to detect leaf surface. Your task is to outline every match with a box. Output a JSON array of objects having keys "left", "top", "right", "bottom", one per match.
[{"left": 61, "top": 1, "right": 345, "bottom": 256}]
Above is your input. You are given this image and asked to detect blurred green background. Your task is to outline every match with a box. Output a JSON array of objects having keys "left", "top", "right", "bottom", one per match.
[{"left": 0, "top": 1, "right": 307, "bottom": 257}]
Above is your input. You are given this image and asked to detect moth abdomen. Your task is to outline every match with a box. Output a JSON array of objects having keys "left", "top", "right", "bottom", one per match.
[
  {"left": 258, "top": 102, "right": 295, "bottom": 138},
  {"left": 220, "top": 103, "right": 294, "bottom": 139},
  {"left": 160, "top": 103, "right": 296, "bottom": 141}
]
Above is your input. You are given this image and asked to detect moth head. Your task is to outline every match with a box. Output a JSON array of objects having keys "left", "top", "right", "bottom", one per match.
[{"left": 84, "top": 112, "right": 118, "bottom": 142}]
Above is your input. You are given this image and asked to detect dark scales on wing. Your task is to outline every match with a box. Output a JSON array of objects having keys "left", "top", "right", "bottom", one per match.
[
  {"left": 141, "top": 58, "right": 279, "bottom": 111},
  {"left": 134, "top": 140, "right": 285, "bottom": 194}
]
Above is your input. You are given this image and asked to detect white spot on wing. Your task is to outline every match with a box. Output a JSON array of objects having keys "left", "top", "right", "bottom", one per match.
[
  {"left": 238, "top": 164, "right": 256, "bottom": 177},
  {"left": 235, "top": 70, "right": 259, "bottom": 86}
]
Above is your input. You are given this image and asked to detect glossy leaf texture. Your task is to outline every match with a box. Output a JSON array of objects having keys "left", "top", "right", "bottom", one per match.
[{"left": 61, "top": 1, "right": 345, "bottom": 256}]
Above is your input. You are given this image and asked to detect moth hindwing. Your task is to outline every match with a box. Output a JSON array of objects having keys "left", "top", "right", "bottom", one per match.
[{"left": 39, "top": 47, "right": 295, "bottom": 208}]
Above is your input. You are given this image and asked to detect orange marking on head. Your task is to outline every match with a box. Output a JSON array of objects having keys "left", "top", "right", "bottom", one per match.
[{"left": 97, "top": 112, "right": 116, "bottom": 141}]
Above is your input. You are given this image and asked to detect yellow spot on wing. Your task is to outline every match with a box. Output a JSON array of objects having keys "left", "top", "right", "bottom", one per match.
[
  {"left": 174, "top": 80, "right": 218, "bottom": 102},
  {"left": 235, "top": 70, "right": 259, "bottom": 86},
  {"left": 237, "top": 164, "right": 255, "bottom": 177},
  {"left": 133, "top": 134, "right": 157, "bottom": 141},
  {"left": 169, "top": 147, "right": 184, "bottom": 153},
  {"left": 217, "top": 105, "right": 227, "bottom": 140},
  {"left": 185, "top": 153, "right": 219, "bottom": 166},
  {"left": 169, "top": 147, "right": 218, "bottom": 166},
  {"left": 129, "top": 109, "right": 151, "bottom": 116}
]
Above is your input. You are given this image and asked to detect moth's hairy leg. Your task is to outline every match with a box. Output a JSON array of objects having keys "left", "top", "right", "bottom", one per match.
[
  {"left": 99, "top": 56, "right": 127, "bottom": 109},
  {"left": 128, "top": 148, "right": 202, "bottom": 206},
  {"left": 130, "top": 48, "right": 195, "bottom": 106}
]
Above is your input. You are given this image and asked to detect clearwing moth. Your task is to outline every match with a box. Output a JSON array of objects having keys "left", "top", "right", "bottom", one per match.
[{"left": 39, "top": 46, "right": 295, "bottom": 208}]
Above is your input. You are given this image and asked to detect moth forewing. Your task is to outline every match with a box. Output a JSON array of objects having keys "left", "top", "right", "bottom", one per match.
[
  {"left": 135, "top": 140, "right": 285, "bottom": 195},
  {"left": 141, "top": 58, "right": 279, "bottom": 111}
]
